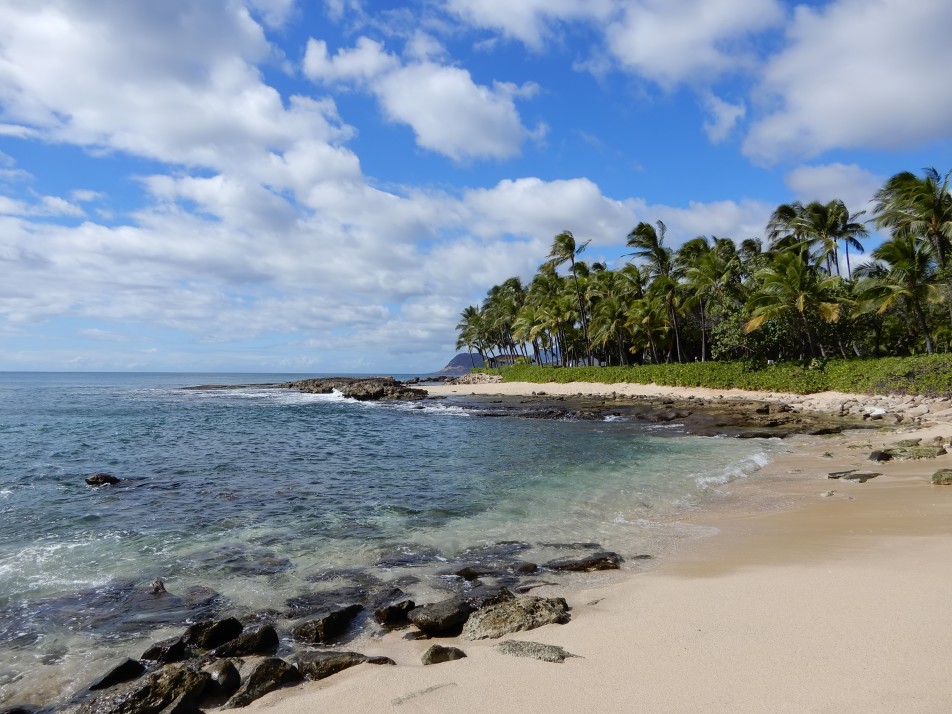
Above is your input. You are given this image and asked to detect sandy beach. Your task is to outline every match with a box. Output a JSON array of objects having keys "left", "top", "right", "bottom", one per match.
[{"left": 239, "top": 381, "right": 952, "bottom": 713}]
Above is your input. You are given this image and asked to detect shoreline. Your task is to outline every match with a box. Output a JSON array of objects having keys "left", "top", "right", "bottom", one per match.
[{"left": 239, "top": 381, "right": 952, "bottom": 713}]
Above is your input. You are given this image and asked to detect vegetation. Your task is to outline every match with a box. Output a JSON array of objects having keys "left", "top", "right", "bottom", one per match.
[
  {"left": 455, "top": 167, "right": 952, "bottom": 388},
  {"left": 475, "top": 354, "right": 952, "bottom": 396}
]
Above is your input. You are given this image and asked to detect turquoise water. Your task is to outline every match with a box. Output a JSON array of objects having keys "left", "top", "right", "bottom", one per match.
[{"left": 0, "top": 373, "right": 778, "bottom": 707}]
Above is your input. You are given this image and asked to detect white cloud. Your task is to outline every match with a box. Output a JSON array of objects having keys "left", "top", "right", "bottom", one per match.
[
  {"left": 304, "top": 35, "right": 540, "bottom": 161},
  {"left": 784, "top": 163, "right": 884, "bottom": 213},
  {"left": 604, "top": 0, "right": 784, "bottom": 87},
  {"left": 701, "top": 92, "right": 745, "bottom": 143},
  {"left": 445, "top": 0, "right": 614, "bottom": 48},
  {"left": 247, "top": 0, "right": 297, "bottom": 28},
  {"left": 636, "top": 197, "right": 773, "bottom": 246},
  {"left": 744, "top": 0, "right": 952, "bottom": 162}
]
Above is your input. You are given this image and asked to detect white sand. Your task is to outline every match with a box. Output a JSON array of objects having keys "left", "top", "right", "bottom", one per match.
[{"left": 241, "top": 383, "right": 952, "bottom": 714}]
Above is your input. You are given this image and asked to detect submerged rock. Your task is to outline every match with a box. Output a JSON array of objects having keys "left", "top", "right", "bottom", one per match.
[
  {"left": 495, "top": 640, "right": 578, "bottom": 663},
  {"left": 543, "top": 551, "right": 624, "bottom": 572},
  {"left": 85, "top": 472, "right": 121, "bottom": 486},
  {"left": 421, "top": 645, "right": 467, "bottom": 665},
  {"left": 461, "top": 596, "right": 570, "bottom": 640}
]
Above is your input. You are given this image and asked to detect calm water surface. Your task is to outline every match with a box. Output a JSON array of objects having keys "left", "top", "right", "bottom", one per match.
[{"left": 0, "top": 372, "right": 779, "bottom": 707}]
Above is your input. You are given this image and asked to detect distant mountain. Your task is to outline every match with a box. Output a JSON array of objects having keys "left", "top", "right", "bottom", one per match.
[{"left": 437, "top": 352, "right": 483, "bottom": 374}]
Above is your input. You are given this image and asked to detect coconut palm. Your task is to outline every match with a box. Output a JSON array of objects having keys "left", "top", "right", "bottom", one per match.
[
  {"left": 854, "top": 233, "right": 940, "bottom": 354},
  {"left": 627, "top": 221, "right": 683, "bottom": 361},
  {"left": 874, "top": 168, "right": 952, "bottom": 268},
  {"left": 545, "top": 230, "right": 593, "bottom": 365},
  {"left": 745, "top": 251, "right": 844, "bottom": 357}
]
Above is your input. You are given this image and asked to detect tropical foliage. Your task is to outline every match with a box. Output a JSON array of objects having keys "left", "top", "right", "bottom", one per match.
[{"left": 456, "top": 168, "right": 952, "bottom": 367}]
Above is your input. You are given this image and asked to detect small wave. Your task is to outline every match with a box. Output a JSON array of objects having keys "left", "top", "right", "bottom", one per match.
[
  {"left": 646, "top": 422, "right": 685, "bottom": 430},
  {"left": 694, "top": 449, "right": 774, "bottom": 489},
  {"left": 603, "top": 415, "right": 626, "bottom": 422},
  {"left": 394, "top": 402, "right": 470, "bottom": 417}
]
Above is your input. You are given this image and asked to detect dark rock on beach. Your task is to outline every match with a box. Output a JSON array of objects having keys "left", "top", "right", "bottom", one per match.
[
  {"left": 141, "top": 637, "right": 188, "bottom": 664},
  {"left": 213, "top": 624, "right": 279, "bottom": 657},
  {"left": 201, "top": 659, "right": 241, "bottom": 700},
  {"left": 461, "top": 596, "right": 570, "bottom": 640},
  {"left": 374, "top": 599, "right": 416, "bottom": 628},
  {"left": 544, "top": 551, "right": 624, "bottom": 572},
  {"left": 421, "top": 644, "right": 467, "bottom": 665},
  {"left": 225, "top": 658, "right": 301, "bottom": 709},
  {"left": 80, "top": 663, "right": 210, "bottom": 714},
  {"left": 183, "top": 618, "right": 243, "bottom": 650},
  {"left": 407, "top": 597, "right": 475, "bottom": 636},
  {"left": 869, "top": 450, "right": 893, "bottom": 462},
  {"left": 286, "top": 377, "right": 426, "bottom": 402},
  {"left": 85, "top": 472, "right": 121, "bottom": 486},
  {"left": 89, "top": 658, "right": 146, "bottom": 691},
  {"left": 291, "top": 604, "right": 363, "bottom": 644},
  {"left": 295, "top": 651, "right": 395, "bottom": 681}
]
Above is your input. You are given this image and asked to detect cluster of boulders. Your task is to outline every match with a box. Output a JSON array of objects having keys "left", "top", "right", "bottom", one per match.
[
  {"left": 777, "top": 393, "right": 952, "bottom": 424},
  {"left": 53, "top": 545, "right": 627, "bottom": 713},
  {"left": 450, "top": 373, "right": 503, "bottom": 385}
]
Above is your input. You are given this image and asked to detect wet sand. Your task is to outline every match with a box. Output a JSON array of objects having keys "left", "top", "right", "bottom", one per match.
[{"left": 241, "top": 383, "right": 952, "bottom": 713}]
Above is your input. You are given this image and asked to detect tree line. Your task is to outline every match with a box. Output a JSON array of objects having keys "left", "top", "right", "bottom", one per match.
[{"left": 455, "top": 168, "right": 952, "bottom": 367}]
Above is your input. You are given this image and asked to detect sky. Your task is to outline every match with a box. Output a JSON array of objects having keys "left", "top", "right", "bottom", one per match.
[{"left": 0, "top": 0, "right": 950, "bottom": 373}]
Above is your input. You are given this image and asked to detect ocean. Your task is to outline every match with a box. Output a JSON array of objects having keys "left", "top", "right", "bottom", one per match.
[{"left": 0, "top": 372, "right": 779, "bottom": 708}]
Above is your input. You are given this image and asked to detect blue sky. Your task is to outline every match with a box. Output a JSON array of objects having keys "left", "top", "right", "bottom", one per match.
[{"left": 0, "top": 0, "right": 949, "bottom": 373}]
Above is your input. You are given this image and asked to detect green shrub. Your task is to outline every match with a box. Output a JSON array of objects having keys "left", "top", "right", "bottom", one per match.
[{"left": 482, "top": 355, "right": 952, "bottom": 396}]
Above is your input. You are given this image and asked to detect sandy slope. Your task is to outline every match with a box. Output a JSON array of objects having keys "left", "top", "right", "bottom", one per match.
[{"left": 241, "top": 384, "right": 952, "bottom": 714}]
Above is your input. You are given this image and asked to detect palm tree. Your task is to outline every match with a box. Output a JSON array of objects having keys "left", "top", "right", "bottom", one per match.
[
  {"left": 767, "top": 200, "right": 867, "bottom": 276},
  {"left": 854, "top": 233, "right": 940, "bottom": 354},
  {"left": 545, "top": 230, "right": 593, "bottom": 365},
  {"left": 683, "top": 245, "right": 738, "bottom": 361},
  {"left": 745, "top": 251, "right": 844, "bottom": 357},
  {"left": 627, "top": 221, "right": 683, "bottom": 361},
  {"left": 874, "top": 168, "right": 952, "bottom": 268}
]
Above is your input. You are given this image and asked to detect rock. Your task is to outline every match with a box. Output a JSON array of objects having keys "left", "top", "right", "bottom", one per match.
[
  {"left": 495, "top": 640, "right": 578, "bottom": 663},
  {"left": 869, "top": 450, "right": 893, "bottom": 462},
  {"left": 462, "top": 585, "right": 517, "bottom": 609},
  {"left": 932, "top": 469, "right": 952, "bottom": 485},
  {"left": 893, "top": 438, "right": 923, "bottom": 447},
  {"left": 374, "top": 599, "right": 416, "bottom": 628},
  {"left": 201, "top": 659, "right": 240, "bottom": 700},
  {"left": 85, "top": 472, "right": 121, "bottom": 486},
  {"left": 886, "top": 445, "right": 947, "bottom": 460},
  {"left": 295, "top": 651, "right": 394, "bottom": 681},
  {"left": 461, "top": 596, "right": 570, "bottom": 640},
  {"left": 287, "top": 377, "right": 426, "bottom": 402},
  {"left": 89, "top": 658, "right": 146, "bottom": 690},
  {"left": 156, "top": 694, "right": 202, "bottom": 714},
  {"left": 81, "top": 663, "right": 210, "bottom": 714},
  {"left": 421, "top": 645, "right": 467, "bottom": 665},
  {"left": 224, "top": 658, "right": 301, "bottom": 709},
  {"left": 141, "top": 636, "right": 188, "bottom": 664},
  {"left": 150, "top": 580, "right": 167, "bottom": 595},
  {"left": 213, "top": 624, "right": 279, "bottom": 657},
  {"left": 841, "top": 471, "right": 881, "bottom": 483},
  {"left": 543, "top": 551, "right": 623, "bottom": 572},
  {"left": 291, "top": 604, "right": 363, "bottom": 644},
  {"left": 182, "top": 586, "right": 221, "bottom": 609},
  {"left": 406, "top": 597, "right": 475, "bottom": 636},
  {"left": 827, "top": 470, "right": 854, "bottom": 479},
  {"left": 537, "top": 542, "right": 602, "bottom": 550},
  {"left": 183, "top": 618, "right": 243, "bottom": 650}
]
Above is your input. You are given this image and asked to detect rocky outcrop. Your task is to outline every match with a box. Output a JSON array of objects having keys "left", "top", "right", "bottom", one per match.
[
  {"left": 202, "top": 659, "right": 241, "bottom": 700},
  {"left": 421, "top": 645, "right": 467, "bottom": 665},
  {"left": 374, "top": 599, "right": 415, "bottom": 628},
  {"left": 286, "top": 377, "right": 426, "bottom": 401},
  {"left": 141, "top": 637, "right": 187, "bottom": 664},
  {"left": 495, "top": 640, "right": 578, "bottom": 663},
  {"left": 85, "top": 472, "right": 121, "bottom": 486},
  {"left": 461, "top": 596, "right": 570, "bottom": 640}
]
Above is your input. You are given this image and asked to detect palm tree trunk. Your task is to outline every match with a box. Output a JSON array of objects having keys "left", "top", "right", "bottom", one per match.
[
  {"left": 913, "top": 301, "right": 935, "bottom": 354},
  {"left": 569, "top": 258, "right": 592, "bottom": 365}
]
